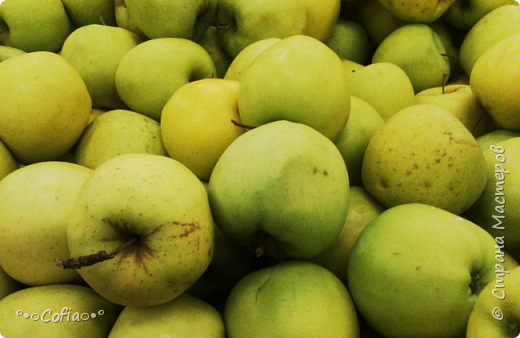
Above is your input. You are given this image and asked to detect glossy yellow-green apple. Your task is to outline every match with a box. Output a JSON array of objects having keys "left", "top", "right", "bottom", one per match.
[
  {"left": 161, "top": 78, "right": 244, "bottom": 181},
  {"left": 238, "top": 35, "right": 350, "bottom": 141},
  {"left": 463, "top": 138, "right": 520, "bottom": 250},
  {"left": 356, "top": 0, "right": 407, "bottom": 45},
  {"left": 333, "top": 97, "right": 385, "bottom": 186},
  {"left": 60, "top": 25, "right": 142, "bottom": 110},
  {"left": 198, "top": 26, "right": 233, "bottom": 79},
  {"left": 61, "top": 0, "right": 117, "bottom": 27},
  {"left": 0, "top": 45, "right": 25, "bottom": 61},
  {"left": 208, "top": 121, "right": 350, "bottom": 259},
  {"left": 347, "top": 62, "right": 415, "bottom": 121},
  {"left": 114, "top": 0, "right": 147, "bottom": 41},
  {"left": 466, "top": 266, "right": 520, "bottom": 337},
  {"left": 459, "top": 5, "right": 520, "bottom": 76},
  {"left": 115, "top": 38, "right": 216, "bottom": 121},
  {"left": 216, "top": 0, "right": 340, "bottom": 58},
  {"left": 362, "top": 104, "right": 487, "bottom": 215},
  {"left": 109, "top": 293, "right": 225, "bottom": 338},
  {"left": 223, "top": 38, "right": 281, "bottom": 81},
  {"left": 124, "top": 0, "right": 217, "bottom": 41},
  {"left": 325, "top": 19, "right": 370, "bottom": 64},
  {"left": 415, "top": 84, "right": 495, "bottom": 138},
  {"left": 225, "top": 260, "right": 359, "bottom": 338},
  {"left": 443, "top": 0, "right": 518, "bottom": 31},
  {"left": 0, "top": 52, "right": 91, "bottom": 164},
  {"left": 67, "top": 153, "right": 214, "bottom": 306},
  {"left": 0, "top": 139, "right": 17, "bottom": 181},
  {"left": 378, "top": 0, "right": 456, "bottom": 22},
  {"left": 0, "top": 0, "right": 70, "bottom": 52},
  {"left": 0, "top": 266, "right": 23, "bottom": 301},
  {"left": 0, "top": 161, "right": 92, "bottom": 286},
  {"left": 476, "top": 129, "right": 520, "bottom": 151},
  {"left": 348, "top": 203, "right": 498, "bottom": 338},
  {"left": 75, "top": 109, "right": 168, "bottom": 170},
  {"left": 0, "top": 284, "right": 119, "bottom": 338},
  {"left": 309, "top": 187, "right": 386, "bottom": 285},
  {"left": 372, "top": 24, "right": 450, "bottom": 93},
  {"left": 470, "top": 34, "right": 520, "bottom": 131}
]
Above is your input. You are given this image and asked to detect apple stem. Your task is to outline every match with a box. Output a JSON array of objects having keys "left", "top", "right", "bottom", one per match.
[
  {"left": 441, "top": 74, "right": 448, "bottom": 94},
  {"left": 255, "top": 233, "right": 269, "bottom": 258},
  {"left": 440, "top": 53, "right": 457, "bottom": 60},
  {"left": 471, "top": 112, "right": 487, "bottom": 137},
  {"left": 216, "top": 23, "right": 234, "bottom": 30},
  {"left": 54, "top": 237, "right": 137, "bottom": 269},
  {"left": 231, "top": 119, "right": 256, "bottom": 130},
  {"left": 99, "top": 14, "right": 106, "bottom": 26}
]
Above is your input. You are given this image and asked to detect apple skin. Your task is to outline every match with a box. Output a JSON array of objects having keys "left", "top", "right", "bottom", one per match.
[
  {"left": 224, "top": 260, "right": 360, "bottom": 338},
  {"left": 208, "top": 121, "right": 350, "bottom": 260},
  {"left": 67, "top": 153, "right": 214, "bottom": 307},
  {"left": 355, "top": 0, "right": 407, "bottom": 46},
  {"left": 443, "top": 0, "right": 519, "bottom": 31},
  {"left": 238, "top": 35, "right": 350, "bottom": 141},
  {"left": 0, "top": 265, "right": 23, "bottom": 301},
  {"left": 114, "top": 0, "right": 148, "bottom": 41},
  {"left": 0, "top": 52, "right": 92, "bottom": 165},
  {"left": 0, "top": 45, "right": 26, "bottom": 62},
  {"left": 61, "top": 0, "right": 117, "bottom": 27},
  {"left": 198, "top": 26, "right": 233, "bottom": 79},
  {"left": 378, "top": 0, "right": 456, "bottom": 23},
  {"left": 362, "top": 104, "right": 487, "bottom": 215},
  {"left": 348, "top": 203, "right": 498, "bottom": 338},
  {"left": 476, "top": 130, "right": 520, "bottom": 151},
  {"left": 324, "top": 19, "right": 370, "bottom": 65},
  {"left": 466, "top": 266, "right": 520, "bottom": 337},
  {"left": 224, "top": 38, "right": 281, "bottom": 81},
  {"left": 0, "top": 0, "right": 70, "bottom": 52},
  {"left": 0, "top": 139, "right": 17, "bottom": 181}
]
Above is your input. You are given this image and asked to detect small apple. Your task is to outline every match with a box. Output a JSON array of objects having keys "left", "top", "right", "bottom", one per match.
[
  {"left": 355, "top": 0, "right": 407, "bottom": 45},
  {"left": 324, "top": 19, "right": 370, "bottom": 64},
  {"left": 60, "top": 0, "right": 117, "bottom": 27},
  {"left": 0, "top": 45, "right": 25, "bottom": 62},
  {"left": 476, "top": 130, "right": 520, "bottom": 151},
  {"left": 443, "top": 0, "right": 518, "bottom": 31},
  {"left": 378, "top": 0, "right": 456, "bottom": 23}
]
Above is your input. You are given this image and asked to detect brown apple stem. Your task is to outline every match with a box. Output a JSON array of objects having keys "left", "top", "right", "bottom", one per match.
[
  {"left": 216, "top": 23, "right": 234, "bottom": 30},
  {"left": 255, "top": 233, "right": 269, "bottom": 258},
  {"left": 99, "top": 14, "right": 106, "bottom": 26},
  {"left": 231, "top": 119, "right": 256, "bottom": 130},
  {"left": 440, "top": 53, "right": 457, "bottom": 60},
  {"left": 472, "top": 113, "right": 487, "bottom": 137},
  {"left": 441, "top": 74, "right": 448, "bottom": 94},
  {"left": 54, "top": 237, "right": 137, "bottom": 269}
]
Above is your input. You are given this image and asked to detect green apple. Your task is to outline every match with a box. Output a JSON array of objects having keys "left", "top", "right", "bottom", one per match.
[
  {"left": 309, "top": 186, "right": 386, "bottom": 285},
  {"left": 198, "top": 26, "right": 233, "bottom": 79},
  {"left": 362, "top": 104, "right": 487, "bottom": 215},
  {"left": 466, "top": 266, "right": 520, "bottom": 337},
  {"left": 0, "top": 139, "right": 17, "bottom": 181},
  {"left": 108, "top": 293, "right": 225, "bottom": 338},
  {"left": 443, "top": 0, "right": 518, "bottom": 31},
  {"left": 346, "top": 62, "right": 415, "bottom": 121},
  {"left": 223, "top": 38, "right": 281, "bottom": 81},
  {"left": 324, "top": 19, "right": 370, "bottom": 64},
  {"left": 124, "top": 0, "right": 217, "bottom": 41},
  {"left": 114, "top": 0, "right": 148, "bottom": 41},
  {"left": 115, "top": 37, "right": 216, "bottom": 121},
  {"left": 60, "top": 24, "right": 142, "bottom": 110},
  {"left": 470, "top": 33, "right": 520, "bottom": 131},
  {"left": 355, "top": 0, "right": 407, "bottom": 45},
  {"left": 0, "top": 45, "right": 25, "bottom": 62},
  {"left": 225, "top": 260, "right": 359, "bottom": 338},
  {"left": 238, "top": 35, "right": 350, "bottom": 141},
  {"left": 476, "top": 129, "right": 520, "bottom": 151},
  {"left": 0, "top": 0, "right": 70, "bottom": 52},
  {"left": 216, "top": 0, "right": 340, "bottom": 58},
  {"left": 66, "top": 153, "right": 214, "bottom": 307},
  {"left": 463, "top": 138, "right": 520, "bottom": 250},
  {"left": 0, "top": 266, "right": 23, "bottom": 301},
  {"left": 378, "top": 0, "right": 456, "bottom": 23},
  {"left": 0, "top": 161, "right": 92, "bottom": 286},
  {"left": 428, "top": 20, "right": 464, "bottom": 80},
  {"left": 0, "top": 284, "right": 119, "bottom": 338},
  {"left": 372, "top": 24, "right": 451, "bottom": 93},
  {"left": 0, "top": 51, "right": 92, "bottom": 165},
  {"left": 348, "top": 203, "right": 497, "bottom": 338},
  {"left": 415, "top": 84, "right": 495, "bottom": 138},
  {"left": 75, "top": 109, "right": 168, "bottom": 170},
  {"left": 208, "top": 121, "right": 350, "bottom": 259},
  {"left": 333, "top": 96, "right": 385, "bottom": 186},
  {"left": 61, "top": 0, "right": 117, "bottom": 27},
  {"left": 88, "top": 107, "right": 108, "bottom": 124},
  {"left": 459, "top": 5, "right": 520, "bottom": 77},
  {"left": 161, "top": 78, "right": 245, "bottom": 181}
]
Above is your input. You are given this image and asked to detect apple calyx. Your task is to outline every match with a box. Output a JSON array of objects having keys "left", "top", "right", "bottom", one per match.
[
  {"left": 216, "top": 22, "right": 235, "bottom": 30},
  {"left": 231, "top": 119, "right": 256, "bottom": 130},
  {"left": 469, "top": 272, "right": 483, "bottom": 295}
]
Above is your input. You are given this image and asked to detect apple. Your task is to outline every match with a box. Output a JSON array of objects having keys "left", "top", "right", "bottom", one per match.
[
  {"left": 115, "top": 37, "right": 216, "bottom": 121},
  {"left": 470, "top": 33, "right": 520, "bottom": 131},
  {"left": 428, "top": 20, "right": 464, "bottom": 80},
  {"left": 459, "top": 5, "right": 520, "bottom": 77},
  {"left": 0, "top": 139, "right": 17, "bottom": 181},
  {"left": 372, "top": 24, "right": 451, "bottom": 93},
  {"left": 87, "top": 108, "right": 108, "bottom": 125},
  {"left": 238, "top": 35, "right": 350, "bottom": 141},
  {"left": 66, "top": 153, "right": 214, "bottom": 307},
  {"left": 0, "top": 51, "right": 92, "bottom": 165},
  {"left": 60, "top": 24, "right": 142, "bottom": 110},
  {"left": 348, "top": 203, "right": 498, "bottom": 338},
  {"left": 355, "top": 0, "right": 407, "bottom": 45},
  {"left": 160, "top": 78, "right": 245, "bottom": 181},
  {"left": 346, "top": 62, "right": 415, "bottom": 121},
  {"left": 114, "top": 0, "right": 148, "bottom": 41},
  {"left": 342, "top": 58, "right": 365, "bottom": 74},
  {"left": 378, "top": 0, "right": 456, "bottom": 23},
  {"left": 443, "top": 0, "right": 518, "bottom": 31},
  {"left": 208, "top": 120, "right": 350, "bottom": 260},
  {"left": 0, "top": 0, "right": 70, "bottom": 53},
  {"left": 362, "top": 104, "right": 487, "bottom": 215},
  {"left": 225, "top": 260, "right": 360, "bottom": 338},
  {"left": 0, "top": 284, "right": 119, "bottom": 338},
  {"left": 476, "top": 130, "right": 520, "bottom": 151},
  {"left": 60, "top": 0, "right": 117, "bottom": 27},
  {"left": 466, "top": 266, "right": 520, "bottom": 337},
  {"left": 74, "top": 109, "right": 168, "bottom": 170},
  {"left": 123, "top": 0, "right": 217, "bottom": 41},
  {"left": 0, "top": 45, "right": 25, "bottom": 62},
  {"left": 324, "top": 19, "right": 370, "bottom": 64},
  {"left": 198, "top": 26, "right": 233, "bottom": 79}
]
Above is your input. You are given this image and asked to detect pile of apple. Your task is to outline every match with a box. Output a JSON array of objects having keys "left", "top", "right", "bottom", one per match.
[{"left": 0, "top": 0, "right": 520, "bottom": 337}]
